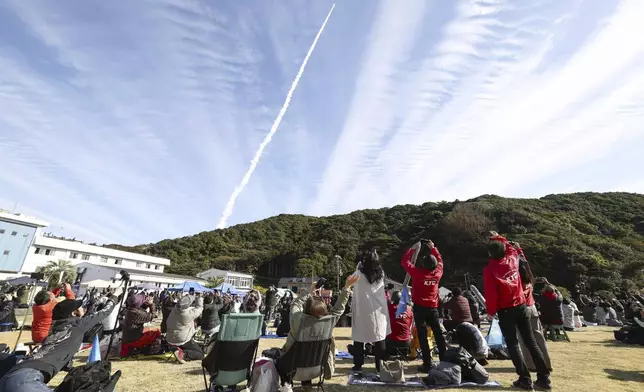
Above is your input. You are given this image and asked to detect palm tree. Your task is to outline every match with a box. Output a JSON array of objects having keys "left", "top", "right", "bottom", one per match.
[
  {"left": 206, "top": 276, "right": 225, "bottom": 289},
  {"left": 38, "top": 259, "right": 77, "bottom": 289}
]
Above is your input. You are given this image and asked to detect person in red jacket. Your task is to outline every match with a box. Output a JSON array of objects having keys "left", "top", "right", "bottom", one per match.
[
  {"left": 31, "top": 283, "right": 75, "bottom": 343},
  {"left": 483, "top": 232, "right": 552, "bottom": 390},
  {"left": 401, "top": 239, "right": 447, "bottom": 372},
  {"left": 386, "top": 291, "right": 413, "bottom": 356}
]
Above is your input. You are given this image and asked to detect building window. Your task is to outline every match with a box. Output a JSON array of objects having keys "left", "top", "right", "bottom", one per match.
[
  {"left": 70, "top": 252, "right": 78, "bottom": 259},
  {"left": 100, "top": 257, "right": 108, "bottom": 263},
  {"left": 0, "top": 229, "right": 5, "bottom": 234},
  {"left": 136, "top": 262, "right": 143, "bottom": 268},
  {"left": 2, "top": 250, "right": 9, "bottom": 255},
  {"left": 11, "top": 231, "right": 17, "bottom": 236},
  {"left": 114, "top": 259, "right": 122, "bottom": 265},
  {"left": 45, "top": 249, "right": 53, "bottom": 256},
  {"left": 35, "top": 247, "right": 41, "bottom": 254},
  {"left": 155, "top": 265, "right": 160, "bottom": 270},
  {"left": 82, "top": 254, "right": 90, "bottom": 260},
  {"left": 146, "top": 264, "right": 151, "bottom": 269}
]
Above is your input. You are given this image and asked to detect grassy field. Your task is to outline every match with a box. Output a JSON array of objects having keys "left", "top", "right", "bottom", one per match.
[{"left": 1, "top": 326, "right": 643, "bottom": 391}]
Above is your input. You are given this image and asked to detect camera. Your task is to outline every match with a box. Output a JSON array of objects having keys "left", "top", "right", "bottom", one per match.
[
  {"left": 315, "top": 278, "right": 327, "bottom": 289},
  {"left": 119, "top": 270, "right": 130, "bottom": 281}
]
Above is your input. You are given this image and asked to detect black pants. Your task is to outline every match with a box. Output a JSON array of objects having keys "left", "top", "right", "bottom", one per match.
[
  {"left": 497, "top": 304, "right": 550, "bottom": 380},
  {"left": 413, "top": 305, "right": 447, "bottom": 365},
  {"left": 352, "top": 340, "right": 386, "bottom": 371},
  {"left": 181, "top": 339, "right": 204, "bottom": 361},
  {"left": 385, "top": 338, "right": 410, "bottom": 357}
]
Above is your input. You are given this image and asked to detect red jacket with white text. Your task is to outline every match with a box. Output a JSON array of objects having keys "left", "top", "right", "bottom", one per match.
[
  {"left": 401, "top": 246, "right": 443, "bottom": 308},
  {"left": 483, "top": 235, "right": 525, "bottom": 316}
]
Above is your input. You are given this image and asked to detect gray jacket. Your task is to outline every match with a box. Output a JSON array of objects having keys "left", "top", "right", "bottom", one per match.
[{"left": 166, "top": 295, "right": 204, "bottom": 346}]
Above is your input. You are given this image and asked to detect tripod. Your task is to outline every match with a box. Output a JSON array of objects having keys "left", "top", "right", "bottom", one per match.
[
  {"left": 104, "top": 273, "right": 130, "bottom": 360},
  {"left": 12, "top": 284, "right": 39, "bottom": 354}
]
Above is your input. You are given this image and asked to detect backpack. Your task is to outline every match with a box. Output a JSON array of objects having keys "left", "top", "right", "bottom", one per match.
[
  {"left": 54, "top": 360, "right": 121, "bottom": 392},
  {"left": 443, "top": 347, "right": 489, "bottom": 384}
]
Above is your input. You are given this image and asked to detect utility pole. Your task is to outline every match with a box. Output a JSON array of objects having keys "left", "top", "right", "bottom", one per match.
[{"left": 334, "top": 255, "right": 342, "bottom": 290}]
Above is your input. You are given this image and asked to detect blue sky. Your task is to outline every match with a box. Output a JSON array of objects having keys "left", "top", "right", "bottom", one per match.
[{"left": 1, "top": 0, "right": 643, "bottom": 245}]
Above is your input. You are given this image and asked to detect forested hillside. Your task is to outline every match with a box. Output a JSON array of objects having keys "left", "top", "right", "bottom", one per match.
[{"left": 111, "top": 193, "right": 644, "bottom": 296}]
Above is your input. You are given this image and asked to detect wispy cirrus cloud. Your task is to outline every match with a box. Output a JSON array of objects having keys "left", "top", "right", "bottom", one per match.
[
  {"left": 0, "top": 0, "right": 641, "bottom": 244},
  {"left": 312, "top": 0, "right": 644, "bottom": 216}
]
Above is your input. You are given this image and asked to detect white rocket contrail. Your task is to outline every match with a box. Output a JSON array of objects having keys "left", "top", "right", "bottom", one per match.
[{"left": 216, "top": 4, "right": 336, "bottom": 229}]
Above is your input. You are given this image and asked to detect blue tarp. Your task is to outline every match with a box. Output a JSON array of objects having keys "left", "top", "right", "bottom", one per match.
[
  {"left": 167, "top": 281, "right": 212, "bottom": 293},
  {"left": 213, "top": 282, "right": 243, "bottom": 296}
]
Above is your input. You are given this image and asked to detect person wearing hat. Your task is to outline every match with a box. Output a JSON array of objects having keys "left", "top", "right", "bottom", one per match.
[
  {"left": 166, "top": 294, "right": 204, "bottom": 362},
  {"left": 121, "top": 293, "right": 159, "bottom": 357},
  {"left": 48, "top": 298, "right": 86, "bottom": 336}
]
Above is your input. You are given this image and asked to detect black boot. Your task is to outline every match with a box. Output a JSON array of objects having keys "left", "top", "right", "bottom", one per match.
[{"left": 512, "top": 377, "right": 534, "bottom": 390}]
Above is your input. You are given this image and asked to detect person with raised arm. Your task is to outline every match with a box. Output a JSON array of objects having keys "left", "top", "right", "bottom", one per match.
[
  {"left": 484, "top": 232, "right": 552, "bottom": 390},
  {"left": 401, "top": 239, "right": 447, "bottom": 373}
]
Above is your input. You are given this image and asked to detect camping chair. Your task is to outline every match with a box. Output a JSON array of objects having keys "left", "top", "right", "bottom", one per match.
[
  {"left": 544, "top": 325, "right": 570, "bottom": 342},
  {"left": 276, "top": 314, "right": 335, "bottom": 392},
  {"left": 201, "top": 313, "right": 263, "bottom": 392}
]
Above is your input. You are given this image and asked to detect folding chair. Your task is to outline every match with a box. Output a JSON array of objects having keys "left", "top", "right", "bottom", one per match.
[
  {"left": 276, "top": 314, "right": 335, "bottom": 392},
  {"left": 544, "top": 325, "right": 570, "bottom": 342},
  {"left": 201, "top": 313, "right": 263, "bottom": 392}
]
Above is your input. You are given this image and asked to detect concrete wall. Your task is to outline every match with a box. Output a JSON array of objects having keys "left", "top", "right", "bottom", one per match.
[
  {"left": 21, "top": 237, "right": 168, "bottom": 275},
  {"left": 0, "top": 221, "right": 37, "bottom": 273}
]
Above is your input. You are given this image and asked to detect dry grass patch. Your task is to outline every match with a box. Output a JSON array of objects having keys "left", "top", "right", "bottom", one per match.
[{"left": 2, "top": 326, "right": 643, "bottom": 391}]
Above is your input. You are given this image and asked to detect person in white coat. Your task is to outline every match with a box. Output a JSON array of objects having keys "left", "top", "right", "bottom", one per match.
[
  {"left": 562, "top": 298, "right": 576, "bottom": 331},
  {"left": 351, "top": 248, "right": 391, "bottom": 372}
]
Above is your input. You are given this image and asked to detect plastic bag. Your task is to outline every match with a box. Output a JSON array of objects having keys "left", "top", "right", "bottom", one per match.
[
  {"left": 486, "top": 318, "right": 504, "bottom": 349},
  {"left": 250, "top": 358, "right": 279, "bottom": 392}
]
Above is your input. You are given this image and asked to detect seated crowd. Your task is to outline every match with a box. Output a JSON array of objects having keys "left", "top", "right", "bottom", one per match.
[{"left": 0, "top": 230, "right": 643, "bottom": 392}]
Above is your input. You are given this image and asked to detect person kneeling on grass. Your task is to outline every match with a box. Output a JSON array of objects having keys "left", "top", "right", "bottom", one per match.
[
  {"left": 166, "top": 294, "right": 205, "bottom": 362},
  {"left": 385, "top": 291, "right": 413, "bottom": 357},
  {"left": 484, "top": 231, "right": 552, "bottom": 390},
  {"left": 278, "top": 274, "right": 359, "bottom": 389}
]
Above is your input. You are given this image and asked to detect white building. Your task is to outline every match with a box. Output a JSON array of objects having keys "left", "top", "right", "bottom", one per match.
[
  {"left": 0, "top": 210, "right": 205, "bottom": 288},
  {"left": 197, "top": 268, "right": 253, "bottom": 292},
  {"left": 278, "top": 276, "right": 318, "bottom": 294}
]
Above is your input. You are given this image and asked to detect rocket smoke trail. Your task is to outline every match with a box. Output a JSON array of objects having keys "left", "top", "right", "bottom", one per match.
[{"left": 216, "top": 4, "right": 336, "bottom": 229}]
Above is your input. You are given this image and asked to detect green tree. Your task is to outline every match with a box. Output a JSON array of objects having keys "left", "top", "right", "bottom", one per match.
[
  {"left": 38, "top": 259, "right": 77, "bottom": 289},
  {"left": 205, "top": 276, "right": 224, "bottom": 289},
  {"left": 107, "top": 192, "right": 644, "bottom": 294}
]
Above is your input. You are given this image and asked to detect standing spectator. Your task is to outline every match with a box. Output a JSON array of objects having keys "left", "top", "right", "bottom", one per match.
[
  {"left": 443, "top": 287, "right": 473, "bottom": 332},
  {"left": 515, "top": 252, "right": 552, "bottom": 372},
  {"left": 161, "top": 293, "right": 177, "bottom": 334},
  {"left": 483, "top": 232, "right": 551, "bottom": 390},
  {"left": 401, "top": 240, "right": 447, "bottom": 372},
  {"left": 351, "top": 248, "right": 390, "bottom": 372},
  {"left": 263, "top": 286, "right": 278, "bottom": 335}
]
